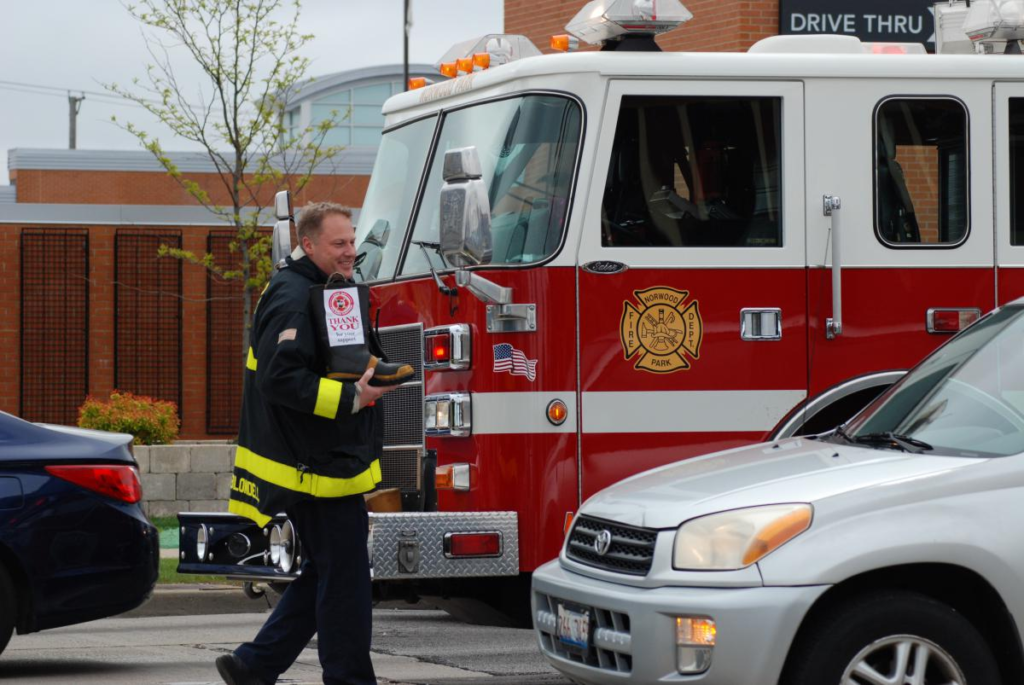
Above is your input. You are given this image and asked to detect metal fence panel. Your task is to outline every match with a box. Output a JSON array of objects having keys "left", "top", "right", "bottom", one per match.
[
  {"left": 206, "top": 232, "right": 243, "bottom": 435},
  {"left": 20, "top": 228, "right": 89, "bottom": 425},
  {"left": 115, "top": 231, "right": 182, "bottom": 407}
]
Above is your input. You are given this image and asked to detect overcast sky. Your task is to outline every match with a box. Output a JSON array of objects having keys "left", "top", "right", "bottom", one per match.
[{"left": 0, "top": 0, "right": 503, "bottom": 185}]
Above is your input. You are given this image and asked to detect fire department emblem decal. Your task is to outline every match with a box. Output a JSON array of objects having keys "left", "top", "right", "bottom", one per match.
[
  {"left": 328, "top": 291, "right": 355, "bottom": 317},
  {"left": 620, "top": 287, "right": 703, "bottom": 374}
]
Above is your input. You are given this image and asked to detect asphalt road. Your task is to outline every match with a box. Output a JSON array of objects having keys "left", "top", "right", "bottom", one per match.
[{"left": 0, "top": 609, "right": 573, "bottom": 685}]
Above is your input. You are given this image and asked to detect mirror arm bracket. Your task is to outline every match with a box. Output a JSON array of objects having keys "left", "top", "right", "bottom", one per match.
[
  {"left": 455, "top": 269, "right": 512, "bottom": 305},
  {"left": 455, "top": 269, "right": 537, "bottom": 333}
]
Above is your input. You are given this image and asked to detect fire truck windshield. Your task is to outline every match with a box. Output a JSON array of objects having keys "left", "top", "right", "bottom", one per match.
[
  {"left": 354, "top": 115, "right": 437, "bottom": 282},
  {"left": 841, "top": 306, "right": 1024, "bottom": 458},
  {"left": 400, "top": 94, "right": 582, "bottom": 276}
]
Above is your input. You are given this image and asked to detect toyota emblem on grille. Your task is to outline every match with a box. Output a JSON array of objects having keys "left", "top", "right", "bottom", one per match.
[{"left": 594, "top": 529, "right": 612, "bottom": 556}]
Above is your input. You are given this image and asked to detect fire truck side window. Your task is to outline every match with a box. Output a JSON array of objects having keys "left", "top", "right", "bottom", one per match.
[
  {"left": 601, "top": 96, "right": 782, "bottom": 248},
  {"left": 401, "top": 95, "right": 582, "bottom": 276},
  {"left": 874, "top": 98, "right": 968, "bottom": 246},
  {"left": 1010, "top": 99, "right": 1024, "bottom": 245}
]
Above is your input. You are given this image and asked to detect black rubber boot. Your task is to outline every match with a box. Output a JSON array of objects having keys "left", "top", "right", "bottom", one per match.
[
  {"left": 311, "top": 280, "right": 414, "bottom": 387},
  {"left": 215, "top": 654, "right": 271, "bottom": 685}
]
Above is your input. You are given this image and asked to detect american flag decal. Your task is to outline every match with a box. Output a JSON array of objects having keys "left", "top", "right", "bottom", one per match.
[{"left": 493, "top": 343, "right": 538, "bottom": 382}]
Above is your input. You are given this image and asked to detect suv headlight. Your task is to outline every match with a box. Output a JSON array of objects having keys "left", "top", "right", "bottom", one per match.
[{"left": 673, "top": 503, "right": 812, "bottom": 571}]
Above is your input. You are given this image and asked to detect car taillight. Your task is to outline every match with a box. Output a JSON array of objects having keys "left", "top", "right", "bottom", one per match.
[{"left": 45, "top": 464, "right": 142, "bottom": 504}]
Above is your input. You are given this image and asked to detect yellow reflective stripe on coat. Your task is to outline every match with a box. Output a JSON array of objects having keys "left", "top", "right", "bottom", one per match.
[
  {"left": 234, "top": 446, "right": 381, "bottom": 497},
  {"left": 228, "top": 498, "right": 271, "bottom": 527},
  {"left": 246, "top": 347, "right": 258, "bottom": 371},
  {"left": 313, "top": 378, "right": 343, "bottom": 419}
]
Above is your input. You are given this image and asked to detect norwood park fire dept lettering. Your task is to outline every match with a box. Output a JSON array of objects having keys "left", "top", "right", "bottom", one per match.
[{"left": 620, "top": 287, "right": 703, "bottom": 374}]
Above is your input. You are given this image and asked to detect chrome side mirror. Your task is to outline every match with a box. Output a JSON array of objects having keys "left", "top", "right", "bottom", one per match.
[
  {"left": 440, "top": 147, "right": 493, "bottom": 268},
  {"left": 272, "top": 190, "right": 294, "bottom": 270},
  {"left": 366, "top": 218, "right": 391, "bottom": 247},
  {"left": 274, "top": 190, "right": 292, "bottom": 221}
]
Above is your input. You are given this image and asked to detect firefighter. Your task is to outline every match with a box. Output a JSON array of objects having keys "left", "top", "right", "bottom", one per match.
[{"left": 216, "top": 202, "right": 395, "bottom": 685}]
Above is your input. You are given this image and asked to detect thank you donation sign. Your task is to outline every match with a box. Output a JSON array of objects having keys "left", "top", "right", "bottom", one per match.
[
  {"left": 780, "top": 0, "right": 936, "bottom": 49},
  {"left": 324, "top": 287, "right": 365, "bottom": 347}
]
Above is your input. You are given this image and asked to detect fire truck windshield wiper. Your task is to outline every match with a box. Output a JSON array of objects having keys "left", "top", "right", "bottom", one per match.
[
  {"left": 412, "top": 240, "right": 455, "bottom": 296},
  {"left": 847, "top": 431, "right": 933, "bottom": 454}
]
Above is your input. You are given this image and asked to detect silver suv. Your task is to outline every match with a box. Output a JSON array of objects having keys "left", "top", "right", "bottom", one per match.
[{"left": 533, "top": 303, "right": 1024, "bottom": 685}]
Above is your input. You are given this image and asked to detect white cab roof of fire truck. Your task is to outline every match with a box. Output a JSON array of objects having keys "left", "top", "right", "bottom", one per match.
[
  {"left": 382, "top": 0, "right": 1024, "bottom": 126},
  {"left": 383, "top": 48, "right": 1024, "bottom": 125}
]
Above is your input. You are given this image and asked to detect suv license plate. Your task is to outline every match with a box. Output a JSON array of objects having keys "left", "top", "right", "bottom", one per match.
[{"left": 557, "top": 602, "right": 591, "bottom": 653}]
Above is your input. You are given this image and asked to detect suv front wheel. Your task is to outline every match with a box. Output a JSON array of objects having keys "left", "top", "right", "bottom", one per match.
[{"left": 782, "top": 591, "right": 1000, "bottom": 685}]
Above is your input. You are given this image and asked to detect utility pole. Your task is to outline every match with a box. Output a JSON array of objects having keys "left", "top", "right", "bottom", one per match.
[
  {"left": 68, "top": 93, "right": 85, "bottom": 149},
  {"left": 403, "top": 0, "right": 411, "bottom": 90}
]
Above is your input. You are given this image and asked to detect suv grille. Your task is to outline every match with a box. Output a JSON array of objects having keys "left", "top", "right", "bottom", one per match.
[{"left": 566, "top": 516, "right": 657, "bottom": 576}]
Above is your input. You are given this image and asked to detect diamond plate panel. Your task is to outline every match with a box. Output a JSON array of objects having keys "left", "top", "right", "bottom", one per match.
[{"left": 370, "top": 512, "right": 519, "bottom": 580}]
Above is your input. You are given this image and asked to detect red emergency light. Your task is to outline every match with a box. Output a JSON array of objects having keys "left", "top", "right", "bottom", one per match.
[
  {"left": 426, "top": 331, "right": 452, "bottom": 364},
  {"left": 927, "top": 308, "right": 982, "bottom": 334},
  {"left": 445, "top": 532, "right": 502, "bottom": 558},
  {"left": 423, "top": 325, "right": 470, "bottom": 371}
]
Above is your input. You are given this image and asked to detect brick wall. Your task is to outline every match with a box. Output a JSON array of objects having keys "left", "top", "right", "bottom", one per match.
[
  {"left": 895, "top": 145, "right": 940, "bottom": 243},
  {"left": 505, "top": 0, "right": 780, "bottom": 55},
  {"left": 0, "top": 223, "right": 265, "bottom": 439},
  {"left": 11, "top": 169, "right": 370, "bottom": 208},
  {"left": 2, "top": 160, "right": 372, "bottom": 438}
]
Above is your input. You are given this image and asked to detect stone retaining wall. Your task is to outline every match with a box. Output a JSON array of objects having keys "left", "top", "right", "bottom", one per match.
[{"left": 135, "top": 442, "right": 234, "bottom": 518}]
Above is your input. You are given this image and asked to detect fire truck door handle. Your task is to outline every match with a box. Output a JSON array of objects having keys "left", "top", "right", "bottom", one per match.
[
  {"left": 740, "top": 309, "right": 782, "bottom": 341},
  {"left": 823, "top": 195, "right": 843, "bottom": 340}
]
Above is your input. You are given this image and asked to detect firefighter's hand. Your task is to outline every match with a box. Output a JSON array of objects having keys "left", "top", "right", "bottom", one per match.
[{"left": 353, "top": 367, "right": 394, "bottom": 412}]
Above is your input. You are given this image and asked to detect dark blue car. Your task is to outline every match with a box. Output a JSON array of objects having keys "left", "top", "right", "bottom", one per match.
[{"left": 0, "top": 412, "right": 159, "bottom": 656}]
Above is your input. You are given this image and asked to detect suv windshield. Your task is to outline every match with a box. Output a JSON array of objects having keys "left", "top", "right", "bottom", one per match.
[
  {"left": 353, "top": 115, "right": 437, "bottom": 282},
  {"left": 841, "top": 306, "right": 1024, "bottom": 457},
  {"left": 401, "top": 94, "right": 582, "bottom": 276}
]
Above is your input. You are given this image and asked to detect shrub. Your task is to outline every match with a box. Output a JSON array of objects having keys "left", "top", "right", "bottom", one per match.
[{"left": 78, "top": 391, "right": 180, "bottom": 445}]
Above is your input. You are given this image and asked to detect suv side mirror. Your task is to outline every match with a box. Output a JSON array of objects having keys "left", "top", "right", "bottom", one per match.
[
  {"left": 440, "top": 147, "right": 493, "bottom": 268},
  {"left": 272, "top": 190, "right": 294, "bottom": 270}
]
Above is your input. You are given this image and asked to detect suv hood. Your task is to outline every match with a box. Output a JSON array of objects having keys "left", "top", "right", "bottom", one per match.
[{"left": 581, "top": 438, "right": 976, "bottom": 529}]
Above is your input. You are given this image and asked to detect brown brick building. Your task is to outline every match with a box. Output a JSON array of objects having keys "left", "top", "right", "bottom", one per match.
[{"left": 506, "top": 0, "right": 781, "bottom": 54}]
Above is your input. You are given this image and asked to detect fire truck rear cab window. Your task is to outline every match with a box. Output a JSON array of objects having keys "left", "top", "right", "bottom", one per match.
[
  {"left": 601, "top": 96, "right": 782, "bottom": 248},
  {"left": 874, "top": 97, "right": 969, "bottom": 247},
  {"left": 1010, "top": 99, "right": 1024, "bottom": 245}
]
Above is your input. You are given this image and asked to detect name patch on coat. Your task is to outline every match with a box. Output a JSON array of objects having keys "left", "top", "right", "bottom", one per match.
[
  {"left": 323, "top": 288, "right": 365, "bottom": 347},
  {"left": 231, "top": 475, "right": 260, "bottom": 502}
]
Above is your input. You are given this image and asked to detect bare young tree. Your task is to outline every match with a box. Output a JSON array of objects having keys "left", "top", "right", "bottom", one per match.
[{"left": 106, "top": 0, "right": 343, "bottom": 356}]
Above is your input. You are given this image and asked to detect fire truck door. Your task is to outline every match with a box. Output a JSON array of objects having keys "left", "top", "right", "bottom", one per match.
[
  {"left": 575, "top": 80, "right": 808, "bottom": 500},
  {"left": 805, "top": 80, "right": 995, "bottom": 400},
  {"left": 995, "top": 83, "right": 1024, "bottom": 304}
]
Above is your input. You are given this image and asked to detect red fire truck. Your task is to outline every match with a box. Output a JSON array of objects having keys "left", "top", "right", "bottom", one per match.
[{"left": 178, "top": 0, "right": 1024, "bottom": 624}]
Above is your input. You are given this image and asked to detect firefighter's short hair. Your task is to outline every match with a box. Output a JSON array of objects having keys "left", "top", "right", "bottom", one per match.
[{"left": 296, "top": 202, "right": 354, "bottom": 244}]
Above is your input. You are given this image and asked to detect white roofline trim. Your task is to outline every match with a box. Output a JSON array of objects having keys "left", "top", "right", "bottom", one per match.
[
  {"left": 9, "top": 147, "right": 378, "bottom": 175},
  {"left": 0, "top": 203, "right": 362, "bottom": 227}
]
